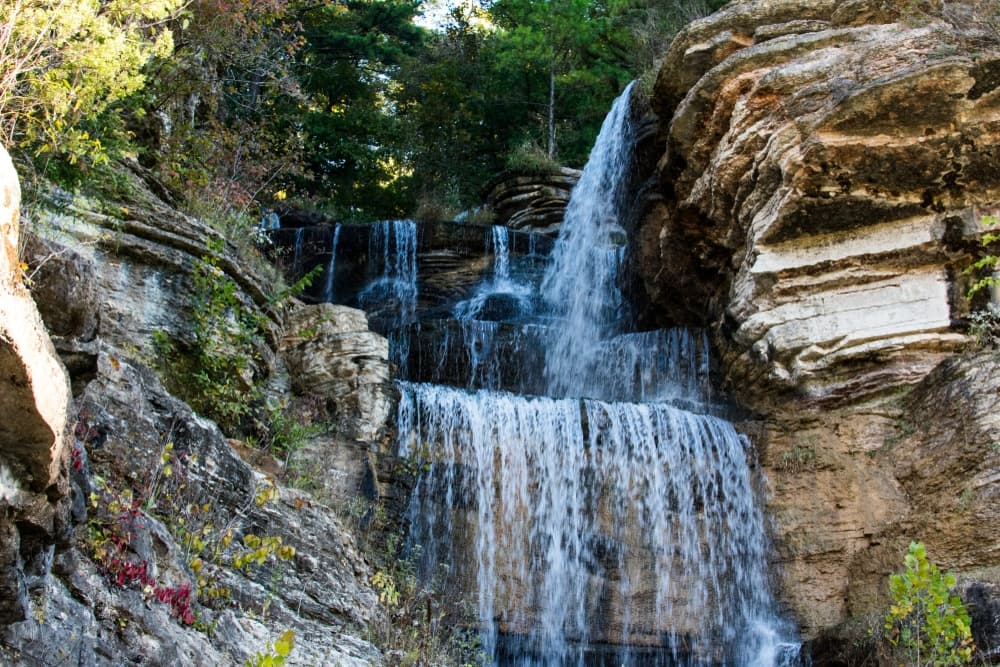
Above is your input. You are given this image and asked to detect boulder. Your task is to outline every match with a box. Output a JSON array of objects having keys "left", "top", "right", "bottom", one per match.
[
  {"left": 0, "top": 144, "right": 72, "bottom": 624},
  {"left": 280, "top": 303, "right": 396, "bottom": 442}
]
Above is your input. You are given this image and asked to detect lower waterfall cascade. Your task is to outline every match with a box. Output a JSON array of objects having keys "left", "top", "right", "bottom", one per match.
[{"left": 278, "top": 82, "right": 805, "bottom": 665}]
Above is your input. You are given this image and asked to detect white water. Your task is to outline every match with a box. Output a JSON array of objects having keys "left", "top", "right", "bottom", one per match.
[
  {"left": 291, "top": 227, "right": 306, "bottom": 278},
  {"left": 322, "top": 223, "right": 342, "bottom": 303},
  {"left": 454, "top": 226, "right": 535, "bottom": 322},
  {"left": 396, "top": 83, "right": 801, "bottom": 665},
  {"left": 358, "top": 219, "right": 418, "bottom": 327},
  {"left": 540, "top": 82, "right": 636, "bottom": 398}
]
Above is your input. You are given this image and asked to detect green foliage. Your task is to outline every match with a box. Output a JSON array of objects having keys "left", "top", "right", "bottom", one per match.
[
  {"left": 153, "top": 238, "right": 270, "bottom": 434},
  {"left": 0, "top": 0, "right": 182, "bottom": 169},
  {"left": 249, "top": 399, "right": 325, "bottom": 472},
  {"left": 883, "top": 542, "right": 974, "bottom": 666},
  {"left": 966, "top": 215, "right": 1000, "bottom": 298},
  {"left": 505, "top": 138, "right": 562, "bottom": 173},
  {"left": 246, "top": 629, "right": 295, "bottom": 667}
]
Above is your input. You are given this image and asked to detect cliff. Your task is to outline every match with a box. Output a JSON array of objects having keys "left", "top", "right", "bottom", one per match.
[
  {"left": 639, "top": 0, "right": 1000, "bottom": 656},
  {"left": 0, "top": 146, "right": 399, "bottom": 665}
]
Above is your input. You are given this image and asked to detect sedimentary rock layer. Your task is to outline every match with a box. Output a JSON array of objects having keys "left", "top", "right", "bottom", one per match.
[
  {"left": 643, "top": 0, "right": 1000, "bottom": 407},
  {"left": 641, "top": 0, "right": 1000, "bottom": 653}
]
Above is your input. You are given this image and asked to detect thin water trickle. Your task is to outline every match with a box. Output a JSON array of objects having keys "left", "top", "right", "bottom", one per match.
[
  {"left": 454, "top": 226, "right": 535, "bottom": 322},
  {"left": 291, "top": 227, "right": 306, "bottom": 279},
  {"left": 322, "top": 223, "right": 342, "bottom": 303},
  {"left": 394, "top": 82, "right": 802, "bottom": 666}
]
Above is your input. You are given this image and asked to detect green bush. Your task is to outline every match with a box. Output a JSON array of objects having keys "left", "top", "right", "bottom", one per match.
[
  {"left": 0, "top": 0, "right": 182, "bottom": 166},
  {"left": 883, "top": 542, "right": 974, "bottom": 666}
]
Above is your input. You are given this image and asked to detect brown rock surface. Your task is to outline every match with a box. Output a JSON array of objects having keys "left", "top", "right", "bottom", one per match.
[
  {"left": 639, "top": 0, "right": 1000, "bottom": 655},
  {"left": 484, "top": 168, "right": 581, "bottom": 234},
  {"left": 644, "top": 0, "right": 1000, "bottom": 408}
]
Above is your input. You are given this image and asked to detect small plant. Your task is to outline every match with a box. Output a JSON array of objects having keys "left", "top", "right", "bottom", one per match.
[
  {"left": 967, "top": 303, "right": 1000, "bottom": 348},
  {"left": 504, "top": 137, "right": 561, "bottom": 173},
  {"left": 967, "top": 215, "right": 1000, "bottom": 298},
  {"left": 251, "top": 399, "right": 324, "bottom": 467},
  {"left": 779, "top": 446, "right": 817, "bottom": 472},
  {"left": 883, "top": 541, "right": 974, "bottom": 666},
  {"left": 245, "top": 629, "right": 295, "bottom": 667},
  {"left": 86, "top": 475, "right": 197, "bottom": 625}
]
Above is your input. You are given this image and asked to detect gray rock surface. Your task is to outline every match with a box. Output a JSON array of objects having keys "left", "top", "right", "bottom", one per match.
[{"left": 0, "top": 155, "right": 393, "bottom": 665}]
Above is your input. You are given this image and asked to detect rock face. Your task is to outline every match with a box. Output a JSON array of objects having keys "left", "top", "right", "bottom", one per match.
[
  {"left": 639, "top": 0, "right": 1000, "bottom": 656},
  {"left": 0, "top": 144, "right": 72, "bottom": 624},
  {"left": 483, "top": 168, "right": 581, "bottom": 234},
  {"left": 281, "top": 303, "right": 396, "bottom": 442},
  {"left": 644, "top": 0, "right": 1000, "bottom": 408},
  {"left": 0, "top": 157, "right": 396, "bottom": 664}
]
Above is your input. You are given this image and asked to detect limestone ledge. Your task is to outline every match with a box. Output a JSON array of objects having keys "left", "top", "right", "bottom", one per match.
[{"left": 644, "top": 0, "right": 1000, "bottom": 408}]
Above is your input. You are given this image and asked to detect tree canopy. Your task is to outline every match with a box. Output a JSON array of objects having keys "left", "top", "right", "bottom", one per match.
[{"left": 1, "top": 0, "right": 725, "bottom": 223}]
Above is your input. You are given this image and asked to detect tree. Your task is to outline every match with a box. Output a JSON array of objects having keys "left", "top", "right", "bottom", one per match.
[
  {"left": 0, "top": 0, "right": 182, "bottom": 167},
  {"left": 883, "top": 542, "right": 975, "bottom": 666},
  {"left": 292, "top": 0, "right": 426, "bottom": 219},
  {"left": 488, "top": 0, "right": 631, "bottom": 163}
]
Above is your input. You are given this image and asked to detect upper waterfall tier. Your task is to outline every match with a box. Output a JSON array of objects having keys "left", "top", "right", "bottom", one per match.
[{"left": 267, "top": 220, "right": 554, "bottom": 333}]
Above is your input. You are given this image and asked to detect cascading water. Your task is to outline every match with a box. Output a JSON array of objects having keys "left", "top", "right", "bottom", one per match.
[
  {"left": 291, "top": 227, "right": 306, "bottom": 278},
  {"left": 454, "top": 226, "right": 535, "bottom": 322},
  {"left": 396, "top": 83, "right": 802, "bottom": 665},
  {"left": 358, "top": 219, "right": 418, "bottom": 328},
  {"left": 322, "top": 223, "right": 342, "bottom": 303}
]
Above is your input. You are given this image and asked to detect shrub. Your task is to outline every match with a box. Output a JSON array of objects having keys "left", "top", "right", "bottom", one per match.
[
  {"left": 883, "top": 541, "right": 974, "bottom": 666},
  {"left": 0, "top": 0, "right": 182, "bottom": 166}
]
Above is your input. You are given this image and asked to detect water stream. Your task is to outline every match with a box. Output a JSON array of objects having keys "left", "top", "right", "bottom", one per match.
[
  {"left": 357, "top": 219, "right": 418, "bottom": 329},
  {"left": 393, "top": 83, "right": 803, "bottom": 665}
]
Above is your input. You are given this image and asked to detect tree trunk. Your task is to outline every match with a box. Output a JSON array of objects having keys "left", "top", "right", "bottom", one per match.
[{"left": 547, "top": 60, "right": 556, "bottom": 159}]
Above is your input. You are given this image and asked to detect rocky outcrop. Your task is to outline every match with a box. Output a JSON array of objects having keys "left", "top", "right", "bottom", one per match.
[
  {"left": 281, "top": 303, "right": 395, "bottom": 443},
  {"left": 3, "top": 349, "right": 383, "bottom": 666},
  {"left": 0, "top": 144, "right": 72, "bottom": 625},
  {"left": 483, "top": 169, "right": 581, "bottom": 234},
  {"left": 643, "top": 0, "right": 1000, "bottom": 408},
  {"left": 640, "top": 0, "right": 1000, "bottom": 657},
  {"left": 1, "top": 157, "right": 398, "bottom": 664}
]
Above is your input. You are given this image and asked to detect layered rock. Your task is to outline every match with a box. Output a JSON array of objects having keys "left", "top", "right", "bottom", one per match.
[
  {"left": 639, "top": 0, "right": 1000, "bottom": 656},
  {"left": 483, "top": 168, "right": 581, "bottom": 234},
  {"left": 1, "top": 157, "right": 398, "bottom": 664},
  {"left": 644, "top": 0, "right": 1000, "bottom": 408}
]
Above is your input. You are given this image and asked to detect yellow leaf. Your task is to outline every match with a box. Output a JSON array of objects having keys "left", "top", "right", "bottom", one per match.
[{"left": 274, "top": 630, "right": 295, "bottom": 657}]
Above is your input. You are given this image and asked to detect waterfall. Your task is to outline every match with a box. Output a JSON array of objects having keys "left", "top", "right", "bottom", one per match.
[
  {"left": 394, "top": 83, "right": 802, "bottom": 666},
  {"left": 322, "top": 223, "right": 342, "bottom": 303},
  {"left": 291, "top": 227, "right": 306, "bottom": 279},
  {"left": 358, "top": 219, "right": 418, "bottom": 328},
  {"left": 540, "top": 82, "right": 635, "bottom": 398},
  {"left": 454, "top": 226, "right": 534, "bottom": 322}
]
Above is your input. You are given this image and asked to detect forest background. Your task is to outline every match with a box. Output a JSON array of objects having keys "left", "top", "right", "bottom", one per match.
[{"left": 0, "top": 0, "right": 725, "bottom": 233}]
